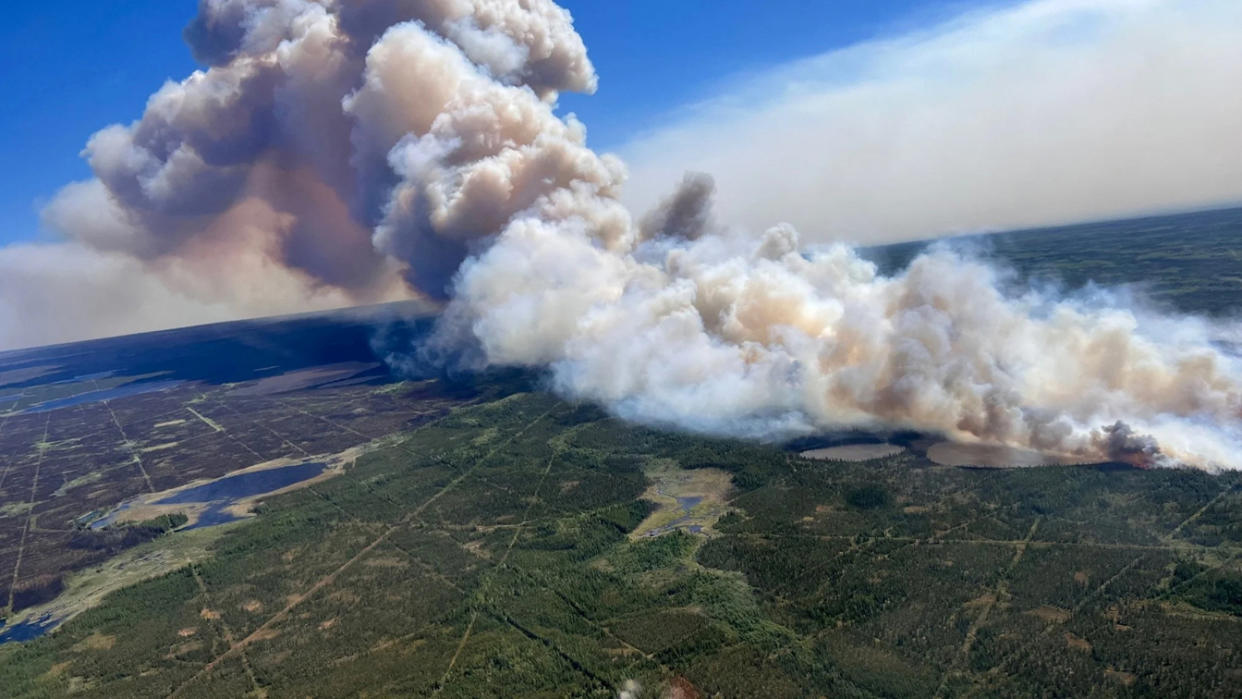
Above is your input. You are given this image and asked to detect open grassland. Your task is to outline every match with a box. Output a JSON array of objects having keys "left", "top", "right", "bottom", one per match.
[{"left": 1, "top": 390, "right": 1240, "bottom": 697}]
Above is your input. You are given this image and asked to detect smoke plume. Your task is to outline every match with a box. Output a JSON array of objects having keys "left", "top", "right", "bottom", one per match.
[{"left": 7, "top": 0, "right": 1242, "bottom": 469}]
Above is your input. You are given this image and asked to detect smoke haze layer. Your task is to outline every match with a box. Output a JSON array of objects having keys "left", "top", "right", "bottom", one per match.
[
  {"left": 7, "top": 0, "right": 1242, "bottom": 469},
  {"left": 621, "top": 0, "right": 1242, "bottom": 244}
]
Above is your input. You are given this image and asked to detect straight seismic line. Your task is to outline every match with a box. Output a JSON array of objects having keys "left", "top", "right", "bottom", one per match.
[
  {"left": 5, "top": 415, "right": 50, "bottom": 613},
  {"left": 168, "top": 407, "right": 554, "bottom": 698}
]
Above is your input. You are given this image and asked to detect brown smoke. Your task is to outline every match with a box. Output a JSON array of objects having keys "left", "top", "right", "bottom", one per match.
[
  {"left": 39, "top": 0, "right": 602, "bottom": 314},
  {"left": 9, "top": 0, "right": 1242, "bottom": 469}
]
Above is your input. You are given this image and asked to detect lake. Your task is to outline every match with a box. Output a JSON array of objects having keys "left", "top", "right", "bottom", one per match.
[{"left": 154, "top": 461, "right": 327, "bottom": 506}]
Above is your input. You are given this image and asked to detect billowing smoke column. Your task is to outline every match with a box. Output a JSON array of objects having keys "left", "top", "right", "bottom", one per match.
[{"left": 46, "top": 0, "right": 1242, "bottom": 469}]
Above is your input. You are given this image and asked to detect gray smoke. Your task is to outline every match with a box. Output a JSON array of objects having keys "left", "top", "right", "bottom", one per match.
[
  {"left": 1094, "top": 421, "right": 1167, "bottom": 468},
  {"left": 12, "top": 0, "right": 1242, "bottom": 470},
  {"left": 638, "top": 172, "right": 716, "bottom": 242}
]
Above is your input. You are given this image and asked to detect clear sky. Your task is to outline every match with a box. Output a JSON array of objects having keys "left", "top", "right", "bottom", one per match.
[
  {"left": 0, "top": 0, "right": 972, "bottom": 247},
  {"left": 1, "top": 3, "right": 198, "bottom": 246},
  {"left": 556, "top": 1, "right": 982, "bottom": 150}
]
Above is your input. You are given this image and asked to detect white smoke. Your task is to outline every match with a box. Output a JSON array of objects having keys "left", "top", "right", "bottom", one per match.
[
  {"left": 3, "top": 0, "right": 1241, "bottom": 469},
  {"left": 437, "top": 175, "right": 1242, "bottom": 469}
]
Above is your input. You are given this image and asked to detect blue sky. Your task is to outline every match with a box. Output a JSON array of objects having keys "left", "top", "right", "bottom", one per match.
[
  {"left": 1, "top": 3, "right": 198, "bottom": 246},
  {"left": 556, "top": 1, "right": 980, "bottom": 149},
  {"left": 0, "top": 0, "right": 970, "bottom": 248}
]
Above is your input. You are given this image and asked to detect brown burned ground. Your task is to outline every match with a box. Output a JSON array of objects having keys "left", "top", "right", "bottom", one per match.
[
  {"left": 0, "top": 368, "right": 469, "bottom": 621},
  {"left": 1, "top": 387, "right": 1241, "bottom": 697}
]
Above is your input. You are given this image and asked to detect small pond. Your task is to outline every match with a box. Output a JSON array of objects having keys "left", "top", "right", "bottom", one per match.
[{"left": 0, "top": 613, "right": 59, "bottom": 644}]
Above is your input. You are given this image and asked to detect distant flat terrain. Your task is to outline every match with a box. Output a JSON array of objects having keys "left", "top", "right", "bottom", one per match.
[
  {"left": 869, "top": 206, "right": 1242, "bottom": 317},
  {"left": 2, "top": 210, "right": 1242, "bottom": 697}
]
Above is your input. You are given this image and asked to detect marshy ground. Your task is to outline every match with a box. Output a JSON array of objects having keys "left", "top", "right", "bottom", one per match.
[{"left": 4, "top": 385, "right": 1240, "bottom": 697}]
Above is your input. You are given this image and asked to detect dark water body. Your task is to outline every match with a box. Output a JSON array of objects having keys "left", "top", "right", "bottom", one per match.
[
  {"left": 88, "top": 502, "right": 133, "bottom": 530},
  {"left": 22, "top": 379, "right": 183, "bottom": 414},
  {"left": 88, "top": 462, "right": 328, "bottom": 532},
  {"left": 155, "top": 462, "right": 326, "bottom": 506},
  {"left": 0, "top": 613, "right": 59, "bottom": 644},
  {"left": 643, "top": 495, "right": 708, "bottom": 538},
  {"left": 184, "top": 503, "right": 247, "bottom": 530},
  {"left": 676, "top": 496, "right": 703, "bottom": 511}
]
